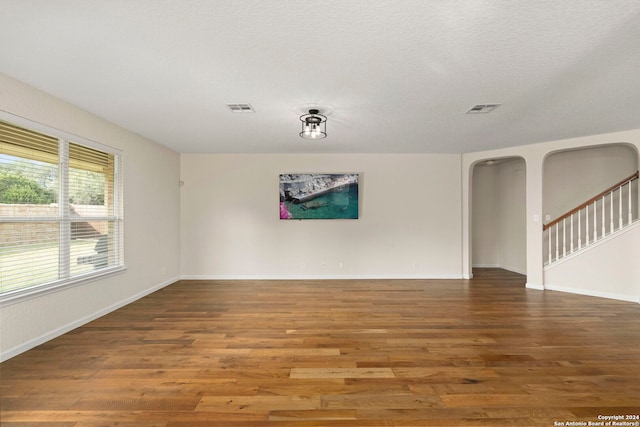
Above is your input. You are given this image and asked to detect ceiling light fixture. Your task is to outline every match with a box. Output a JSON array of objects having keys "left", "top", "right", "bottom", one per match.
[{"left": 299, "top": 109, "right": 327, "bottom": 140}]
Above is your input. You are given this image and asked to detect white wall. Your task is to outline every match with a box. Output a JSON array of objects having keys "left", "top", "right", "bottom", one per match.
[
  {"left": 0, "top": 74, "right": 181, "bottom": 360},
  {"left": 181, "top": 154, "right": 463, "bottom": 279},
  {"left": 497, "top": 158, "right": 527, "bottom": 274},
  {"left": 472, "top": 164, "right": 499, "bottom": 267},
  {"left": 544, "top": 144, "right": 638, "bottom": 219},
  {"left": 472, "top": 158, "right": 526, "bottom": 275}
]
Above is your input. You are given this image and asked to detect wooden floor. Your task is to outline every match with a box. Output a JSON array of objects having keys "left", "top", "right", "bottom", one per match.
[{"left": 2, "top": 269, "right": 640, "bottom": 426}]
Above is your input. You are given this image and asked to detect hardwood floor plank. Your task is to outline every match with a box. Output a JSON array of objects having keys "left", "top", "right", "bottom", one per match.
[
  {"left": 268, "top": 409, "right": 357, "bottom": 421},
  {"left": 0, "top": 422, "right": 78, "bottom": 427},
  {"left": 195, "top": 395, "right": 322, "bottom": 413},
  {"left": 250, "top": 348, "right": 341, "bottom": 357},
  {"left": 290, "top": 367, "right": 395, "bottom": 379},
  {"left": 321, "top": 392, "right": 442, "bottom": 410},
  {"left": 2, "top": 269, "right": 639, "bottom": 426}
]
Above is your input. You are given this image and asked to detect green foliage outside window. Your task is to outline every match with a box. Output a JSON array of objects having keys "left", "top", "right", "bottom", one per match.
[
  {"left": 0, "top": 161, "right": 105, "bottom": 205},
  {"left": 0, "top": 172, "right": 56, "bottom": 204}
]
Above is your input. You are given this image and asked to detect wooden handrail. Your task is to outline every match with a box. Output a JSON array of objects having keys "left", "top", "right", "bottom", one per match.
[{"left": 543, "top": 170, "right": 639, "bottom": 230}]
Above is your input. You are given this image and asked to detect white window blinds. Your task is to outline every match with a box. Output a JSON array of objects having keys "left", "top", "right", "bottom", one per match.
[{"left": 0, "top": 119, "right": 124, "bottom": 301}]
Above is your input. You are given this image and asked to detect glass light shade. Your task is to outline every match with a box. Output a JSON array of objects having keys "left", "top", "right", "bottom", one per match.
[{"left": 299, "top": 110, "right": 327, "bottom": 139}]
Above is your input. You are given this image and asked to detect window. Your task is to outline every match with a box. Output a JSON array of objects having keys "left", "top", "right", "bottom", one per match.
[{"left": 0, "top": 117, "right": 124, "bottom": 303}]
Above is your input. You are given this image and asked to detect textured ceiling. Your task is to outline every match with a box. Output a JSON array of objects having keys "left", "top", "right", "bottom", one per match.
[{"left": 1, "top": 0, "right": 640, "bottom": 154}]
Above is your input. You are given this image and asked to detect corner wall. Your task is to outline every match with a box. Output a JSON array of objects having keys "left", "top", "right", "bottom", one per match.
[{"left": 0, "top": 74, "right": 181, "bottom": 360}]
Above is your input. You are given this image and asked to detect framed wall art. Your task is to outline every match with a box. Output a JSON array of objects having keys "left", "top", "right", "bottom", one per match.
[{"left": 279, "top": 173, "right": 359, "bottom": 220}]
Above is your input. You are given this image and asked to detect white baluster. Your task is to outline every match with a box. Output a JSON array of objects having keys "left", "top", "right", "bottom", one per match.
[
  {"left": 578, "top": 209, "right": 582, "bottom": 249},
  {"left": 628, "top": 181, "right": 633, "bottom": 225},
  {"left": 602, "top": 195, "right": 606, "bottom": 238},
  {"left": 593, "top": 201, "right": 597, "bottom": 241},
  {"left": 562, "top": 218, "right": 566, "bottom": 257},
  {"left": 570, "top": 214, "right": 574, "bottom": 253},
  {"left": 555, "top": 223, "right": 559, "bottom": 261},
  {"left": 619, "top": 185, "right": 623, "bottom": 230},
  {"left": 585, "top": 204, "right": 589, "bottom": 245},
  {"left": 610, "top": 191, "right": 614, "bottom": 234},
  {"left": 548, "top": 226, "right": 552, "bottom": 264}
]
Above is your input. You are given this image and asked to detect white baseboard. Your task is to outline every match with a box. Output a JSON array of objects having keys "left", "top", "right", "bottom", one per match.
[
  {"left": 525, "top": 282, "right": 545, "bottom": 291},
  {"left": 0, "top": 276, "right": 179, "bottom": 362},
  {"left": 544, "top": 284, "right": 639, "bottom": 303},
  {"left": 180, "top": 274, "right": 466, "bottom": 281}
]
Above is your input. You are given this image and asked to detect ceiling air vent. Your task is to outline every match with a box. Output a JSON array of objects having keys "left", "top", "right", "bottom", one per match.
[
  {"left": 466, "top": 104, "right": 500, "bottom": 114},
  {"left": 226, "top": 103, "right": 255, "bottom": 113}
]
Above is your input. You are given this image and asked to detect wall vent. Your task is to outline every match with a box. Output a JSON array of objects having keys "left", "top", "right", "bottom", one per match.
[
  {"left": 226, "top": 103, "right": 255, "bottom": 113},
  {"left": 466, "top": 104, "right": 500, "bottom": 114}
]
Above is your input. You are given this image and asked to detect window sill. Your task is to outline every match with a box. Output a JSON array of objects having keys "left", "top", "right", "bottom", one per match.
[{"left": 0, "top": 266, "right": 127, "bottom": 307}]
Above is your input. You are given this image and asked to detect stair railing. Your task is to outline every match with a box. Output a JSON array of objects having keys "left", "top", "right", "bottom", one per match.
[{"left": 543, "top": 171, "right": 639, "bottom": 265}]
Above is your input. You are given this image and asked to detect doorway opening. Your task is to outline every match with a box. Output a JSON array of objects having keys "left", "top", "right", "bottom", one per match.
[{"left": 471, "top": 157, "right": 527, "bottom": 281}]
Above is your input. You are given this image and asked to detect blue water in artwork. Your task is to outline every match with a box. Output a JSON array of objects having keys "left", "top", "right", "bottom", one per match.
[{"left": 283, "top": 183, "right": 358, "bottom": 220}]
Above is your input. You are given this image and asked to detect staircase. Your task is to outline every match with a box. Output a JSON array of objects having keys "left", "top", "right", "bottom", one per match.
[{"left": 543, "top": 171, "right": 639, "bottom": 266}]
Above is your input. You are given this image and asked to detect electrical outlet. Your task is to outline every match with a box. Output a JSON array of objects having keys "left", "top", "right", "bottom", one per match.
[{"left": 321, "top": 262, "right": 326, "bottom": 269}]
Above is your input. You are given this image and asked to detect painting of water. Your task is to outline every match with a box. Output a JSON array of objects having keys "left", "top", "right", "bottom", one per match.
[{"left": 279, "top": 173, "right": 359, "bottom": 220}]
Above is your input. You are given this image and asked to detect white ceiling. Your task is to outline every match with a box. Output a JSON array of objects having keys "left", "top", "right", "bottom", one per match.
[{"left": 2, "top": 0, "right": 640, "bottom": 154}]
